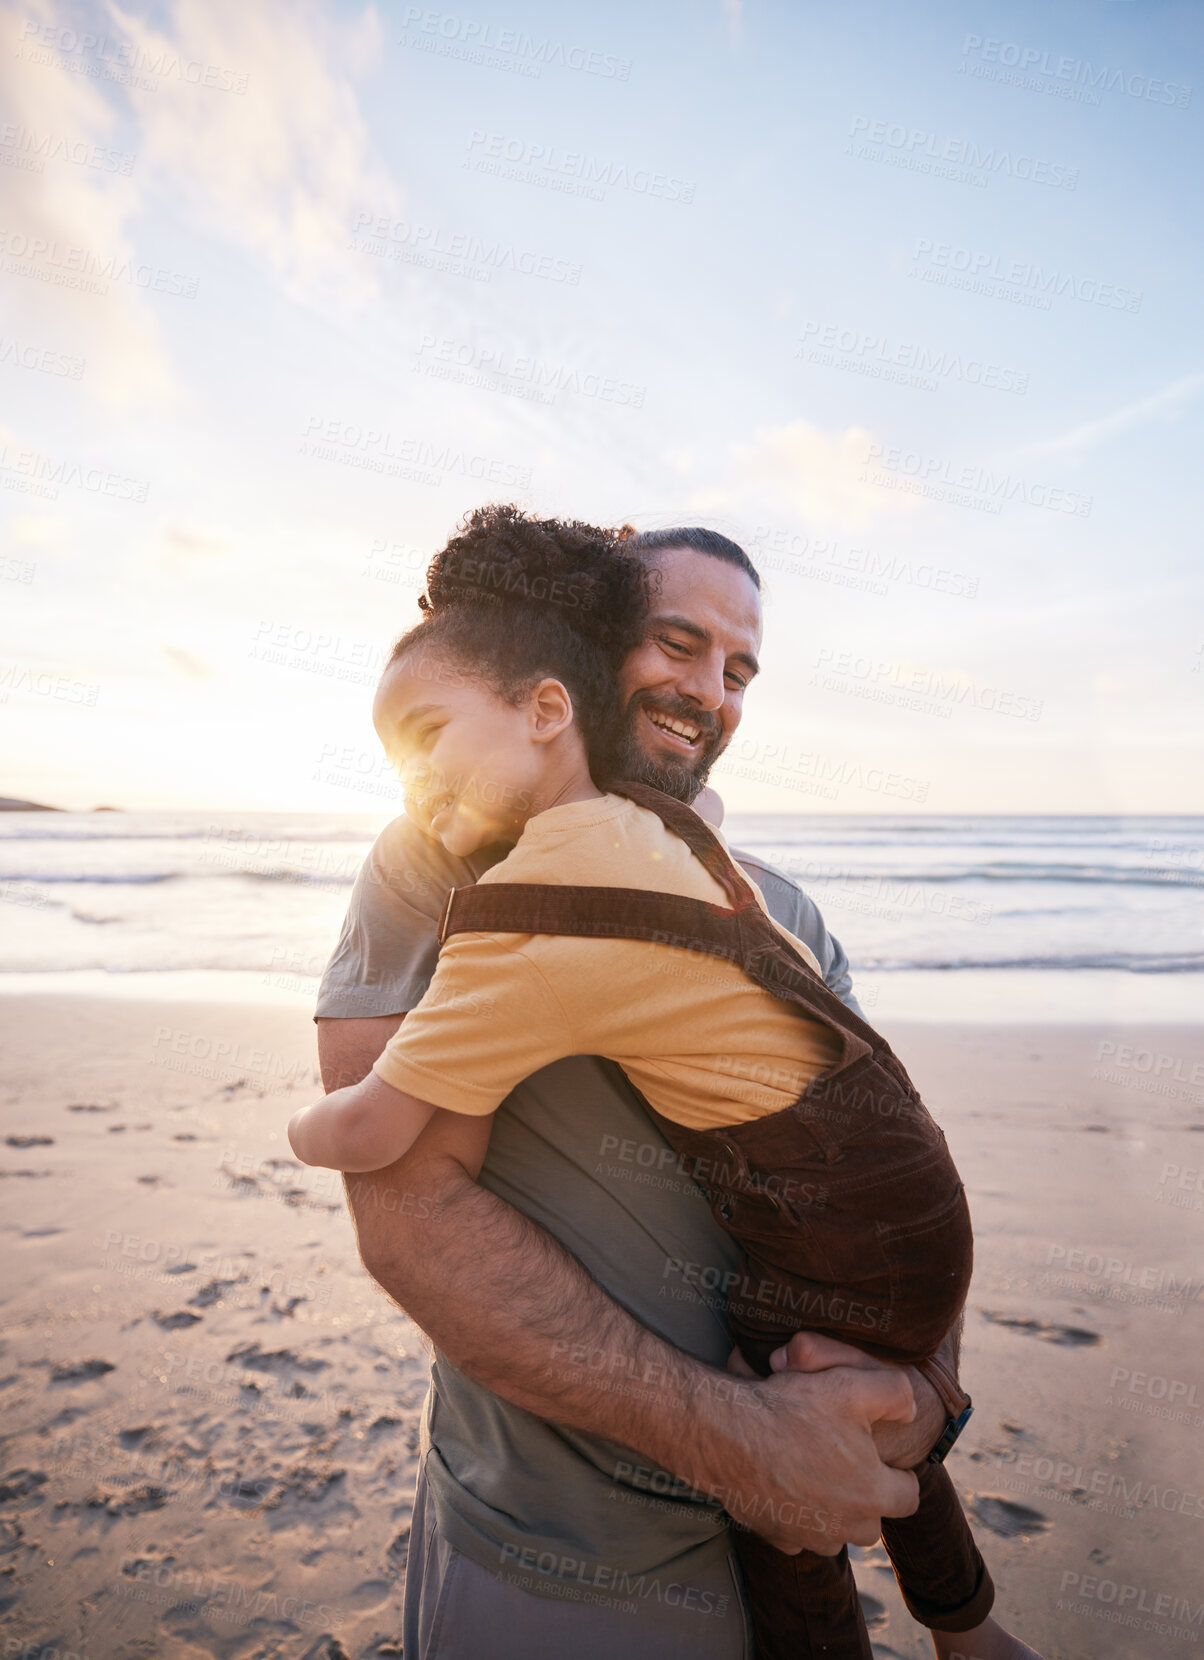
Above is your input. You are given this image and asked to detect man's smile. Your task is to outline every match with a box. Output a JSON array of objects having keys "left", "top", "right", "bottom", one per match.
[{"left": 641, "top": 704, "right": 709, "bottom": 753}]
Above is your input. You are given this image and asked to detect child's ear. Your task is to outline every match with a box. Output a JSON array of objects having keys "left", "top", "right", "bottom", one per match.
[{"left": 528, "top": 678, "right": 575, "bottom": 742}]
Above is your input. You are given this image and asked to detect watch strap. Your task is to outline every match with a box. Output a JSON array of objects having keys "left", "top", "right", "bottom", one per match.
[{"left": 927, "top": 1402, "right": 974, "bottom": 1465}]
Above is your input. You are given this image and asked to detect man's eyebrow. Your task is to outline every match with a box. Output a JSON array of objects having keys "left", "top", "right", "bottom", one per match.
[{"left": 651, "top": 612, "right": 761, "bottom": 679}]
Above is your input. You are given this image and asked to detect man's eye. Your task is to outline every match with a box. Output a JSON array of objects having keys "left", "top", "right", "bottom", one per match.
[
  {"left": 657, "top": 635, "right": 690, "bottom": 655},
  {"left": 724, "top": 673, "right": 747, "bottom": 691}
]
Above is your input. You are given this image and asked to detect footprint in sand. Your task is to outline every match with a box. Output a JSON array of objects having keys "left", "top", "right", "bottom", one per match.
[
  {"left": 5, "top": 1135, "right": 53, "bottom": 1148},
  {"left": 856, "top": 1591, "right": 888, "bottom": 1629},
  {"left": 50, "top": 1358, "right": 115, "bottom": 1384},
  {"left": 966, "top": 1493, "right": 1052, "bottom": 1539},
  {"left": 188, "top": 1277, "right": 245, "bottom": 1308},
  {"left": 122, "top": 1551, "right": 175, "bottom": 1576},
  {"left": 225, "top": 1342, "right": 330, "bottom": 1376},
  {"left": 0, "top": 1469, "right": 48, "bottom": 1502},
  {"left": 266, "top": 1296, "right": 305, "bottom": 1319},
  {"left": 978, "top": 1310, "right": 1102, "bottom": 1346},
  {"left": 153, "top": 1311, "right": 202, "bottom": 1331},
  {"left": 66, "top": 1103, "right": 117, "bottom": 1113},
  {"left": 83, "top": 1483, "right": 169, "bottom": 1517}
]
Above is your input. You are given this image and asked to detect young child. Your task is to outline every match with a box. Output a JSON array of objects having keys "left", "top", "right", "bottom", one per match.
[{"left": 289, "top": 511, "right": 1040, "bottom": 1660}]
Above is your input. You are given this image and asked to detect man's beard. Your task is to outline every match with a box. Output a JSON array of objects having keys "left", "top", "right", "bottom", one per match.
[{"left": 599, "top": 693, "right": 726, "bottom": 804}]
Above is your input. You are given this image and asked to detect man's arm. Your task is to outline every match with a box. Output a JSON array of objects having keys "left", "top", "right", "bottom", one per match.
[
  {"left": 317, "top": 1014, "right": 403, "bottom": 1091},
  {"left": 319, "top": 1016, "right": 943, "bottom": 1553}
]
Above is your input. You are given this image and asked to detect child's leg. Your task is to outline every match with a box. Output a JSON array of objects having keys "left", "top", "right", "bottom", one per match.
[
  {"left": 879, "top": 1460, "right": 993, "bottom": 1631},
  {"left": 732, "top": 1529, "right": 873, "bottom": 1660},
  {"left": 723, "top": 1340, "right": 874, "bottom": 1657},
  {"left": 777, "top": 1336, "right": 1043, "bottom": 1659}
]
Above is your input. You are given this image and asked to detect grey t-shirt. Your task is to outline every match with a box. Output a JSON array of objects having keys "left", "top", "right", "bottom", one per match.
[{"left": 317, "top": 813, "right": 862, "bottom": 1597}]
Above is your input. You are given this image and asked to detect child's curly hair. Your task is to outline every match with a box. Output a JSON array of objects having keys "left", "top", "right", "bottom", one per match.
[{"left": 388, "top": 504, "right": 650, "bottom": 777}]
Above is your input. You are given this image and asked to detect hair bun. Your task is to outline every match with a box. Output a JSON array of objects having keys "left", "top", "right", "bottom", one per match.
[{"left": 419, "top": 504, "right": 645, "bottom": 660}]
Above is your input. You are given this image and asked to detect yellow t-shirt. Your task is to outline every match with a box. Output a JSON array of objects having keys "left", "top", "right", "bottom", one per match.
[{"left": 374, "top": 793, "right": 844, "bottom": 1131}]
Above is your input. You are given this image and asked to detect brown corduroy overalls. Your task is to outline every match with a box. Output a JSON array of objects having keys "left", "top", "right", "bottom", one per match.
[{"left": 436, "top": 780, "right": 995, "bottom": 1658}]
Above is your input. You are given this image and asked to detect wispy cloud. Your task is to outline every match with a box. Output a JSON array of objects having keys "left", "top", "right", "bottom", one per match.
[
  {"left": 1030, "top": 373, "right": 1204, "bottom": 458},
  {"left": 702, "top": 418, "right": 923, "bottom": 532},
  {"left": 0, "top": 0, "right": 174, "bottom": 408},
  {"left": 113, "top": 0, "right": 400, "bottom": 307}
]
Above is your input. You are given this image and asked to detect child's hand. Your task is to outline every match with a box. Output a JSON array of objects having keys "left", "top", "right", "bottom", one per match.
[
  {"left": 726, "top": 1332, "right": 888, "bottom": 1380},
  {"left": 288, "top": 1074, "right": 437, "bottom": 1172},
  {"left": 769, "top": 1331, "right": 885, "bottom": 1375}
]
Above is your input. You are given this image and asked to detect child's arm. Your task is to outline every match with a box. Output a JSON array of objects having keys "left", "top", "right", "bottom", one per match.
[
  {"left": 288, "top": 1072, "right": 492, "bottom": 1174},
  {"left": 297, "top": 916, "right": 568, "bottom": 1174}
]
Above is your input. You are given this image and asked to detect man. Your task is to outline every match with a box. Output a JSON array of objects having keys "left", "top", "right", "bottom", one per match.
[{"left": 317, "top": 520, "right": 945, "bottom": 1657}]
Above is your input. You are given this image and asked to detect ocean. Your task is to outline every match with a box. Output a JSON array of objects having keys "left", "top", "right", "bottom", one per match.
[{"left": 1, "top": 810, "right": 1201, "bottom": 1022}]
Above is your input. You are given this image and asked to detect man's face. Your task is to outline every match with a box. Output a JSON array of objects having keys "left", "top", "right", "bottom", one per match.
[{"left": 608, "top": 547, "right": 763, "bottom": 802}]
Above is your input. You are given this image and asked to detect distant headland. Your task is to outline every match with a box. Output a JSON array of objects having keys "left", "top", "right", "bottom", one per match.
[{"left": 0, "top": 797, "right": 123, "bottom": 812}]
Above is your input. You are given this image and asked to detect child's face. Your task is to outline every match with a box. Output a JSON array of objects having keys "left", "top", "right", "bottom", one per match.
[{"left": 373, "top": 651, "right": 544, "bottom": 856}]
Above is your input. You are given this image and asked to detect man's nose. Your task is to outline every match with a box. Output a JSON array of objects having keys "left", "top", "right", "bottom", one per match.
[{"left": 673, "top": 653, "right": 726, "bottom": 712}]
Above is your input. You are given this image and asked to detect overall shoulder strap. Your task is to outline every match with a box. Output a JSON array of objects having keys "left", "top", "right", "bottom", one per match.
[
  {"left": 608, "top": 778, "right": 761, "bottom": 911},
  {"left": 436, "top": 878, "right": 869, "bottom": 1065},
  {"left": 437, "top": 882, "right": 745, "bottom": 964}
]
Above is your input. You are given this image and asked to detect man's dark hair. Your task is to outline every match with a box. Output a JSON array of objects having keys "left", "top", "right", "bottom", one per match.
[
  {"left": 388, "top": 504, "right": 649, "bottom": 778},
  {"left": 621, "top": 525, "right": 761, "bottom": 591}
]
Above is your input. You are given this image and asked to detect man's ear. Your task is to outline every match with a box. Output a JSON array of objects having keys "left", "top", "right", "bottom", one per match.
[{"left": 527, "top": 678, "right": 576, "bottom": 743}]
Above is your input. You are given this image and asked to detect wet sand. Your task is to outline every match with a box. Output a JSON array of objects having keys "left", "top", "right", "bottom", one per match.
[{"left": 0, "top": 995, "right": 1200, "bottom": 1658}]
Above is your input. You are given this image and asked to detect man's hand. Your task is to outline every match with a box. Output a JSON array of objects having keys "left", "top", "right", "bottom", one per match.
[
  {"left": 767, "top": 1330, "right": 951, "bottom": 1469},
  {"left": 703, "top": 1364, "right": 919, "bottom": 1554}
]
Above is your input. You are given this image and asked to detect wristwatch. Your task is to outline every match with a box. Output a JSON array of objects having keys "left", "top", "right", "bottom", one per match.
[{"left": 917, "top": 1354, "right": 974, "bottom": 1465}]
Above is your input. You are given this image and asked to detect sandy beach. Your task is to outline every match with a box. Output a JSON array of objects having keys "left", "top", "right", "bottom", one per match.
[{"left": 1, "top": 994, "right": 1201, "bottom": 1659}]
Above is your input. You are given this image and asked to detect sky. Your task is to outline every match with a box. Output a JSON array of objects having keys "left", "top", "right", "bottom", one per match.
[{"left": 1, "top": 0, "right": 1201, "bottom": 814}]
